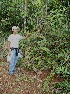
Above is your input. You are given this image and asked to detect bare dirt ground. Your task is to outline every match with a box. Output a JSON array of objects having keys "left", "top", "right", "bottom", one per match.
[{"left": 0, "top": 60, "right": 63, "bottom": 94}]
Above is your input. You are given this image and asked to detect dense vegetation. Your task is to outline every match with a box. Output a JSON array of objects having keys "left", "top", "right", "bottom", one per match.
[{"left": 0, "top": 0, "right": 70, "bottom": 93}]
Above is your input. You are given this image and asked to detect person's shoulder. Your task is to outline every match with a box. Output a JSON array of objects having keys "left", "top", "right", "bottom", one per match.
[
  {"left": 8, "top": 34, "right": 13, "bottom": 40},
  {"left": 17, "top": 34, "right": 23, "bottom": 39}
]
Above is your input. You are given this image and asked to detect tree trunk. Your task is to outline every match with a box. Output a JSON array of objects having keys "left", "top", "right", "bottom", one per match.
[{"left": 24, "top": 0, "right": 27, "bottom": 32}]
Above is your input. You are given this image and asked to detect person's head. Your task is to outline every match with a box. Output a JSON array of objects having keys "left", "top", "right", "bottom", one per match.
[{"left": 12, "top": 26, "right": 19, "bottom": 34}]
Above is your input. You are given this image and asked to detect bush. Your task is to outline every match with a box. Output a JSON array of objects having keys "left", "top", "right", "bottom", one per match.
[{"left": 53, "top": 81, "right": 70, "bottom": 94}]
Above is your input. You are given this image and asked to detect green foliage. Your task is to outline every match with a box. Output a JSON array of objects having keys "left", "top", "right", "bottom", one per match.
[
  {"left": 19, "top": 4, "right": 70, "bottom": 93},
  {"left": 20, "top": 30, "right": 54, "bottom": 70},
  {"left": 0, "top": 0, "right": 24, "bottom": 32},
  {"left": 0, "top": 0, "right": 70, "bottom": 93},
  {"left": 19, "top": 7, "right": 70, "bottom": 74},
  {"left": 55, "top": 65, "right": 70, "bottom": 78},
  {"left": 53, "top": 81, "right": 70, "bottom": 94},
  {"left": 17, "top": 57, "right": 26, "bottom": 68}
]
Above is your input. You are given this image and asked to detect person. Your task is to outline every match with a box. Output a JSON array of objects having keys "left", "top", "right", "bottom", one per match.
[{"left": 7, "top": 26, "right": 30, "bottom": 75}]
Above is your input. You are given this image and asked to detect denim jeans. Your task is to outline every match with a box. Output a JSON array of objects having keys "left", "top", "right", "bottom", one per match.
[{"left": 9, "top": 49, "right": 18, "bottom": 75}]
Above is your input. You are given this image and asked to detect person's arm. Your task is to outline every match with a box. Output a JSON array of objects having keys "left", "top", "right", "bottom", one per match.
[{"left": 7, "top": 41, "right": 11, "bottom": 55}]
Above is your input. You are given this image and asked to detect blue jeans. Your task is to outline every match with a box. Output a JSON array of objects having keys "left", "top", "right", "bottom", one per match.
[{"left": 9, "top": 49, "right": 18, "bottom": 75}]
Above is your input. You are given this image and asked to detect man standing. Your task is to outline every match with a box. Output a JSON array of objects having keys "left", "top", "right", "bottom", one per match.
[{"left": 7, "top": 26, "right": 30, "bottom": 75}]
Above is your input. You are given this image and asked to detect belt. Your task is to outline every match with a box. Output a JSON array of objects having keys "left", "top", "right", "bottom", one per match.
[{"left": 10, "top": 47, "right": 19, "bottom": 56}]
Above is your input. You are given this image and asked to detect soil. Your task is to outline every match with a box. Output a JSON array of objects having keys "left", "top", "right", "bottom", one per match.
[{"left": 0, "top": 60, "right": 63, "bottom": 94}]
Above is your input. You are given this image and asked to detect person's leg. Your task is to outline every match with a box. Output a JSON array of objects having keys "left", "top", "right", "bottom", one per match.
[
  {"left": 14, "top": 55, "right": 18, "bottom": 71},
  {"left": 9, "top": 50, "right": 18, "bottom": 75}
]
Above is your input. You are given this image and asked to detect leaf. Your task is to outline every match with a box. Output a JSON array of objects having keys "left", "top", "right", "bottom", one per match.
[{"left": 40, "top": 47, "right": 50, "bottom": 52}]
